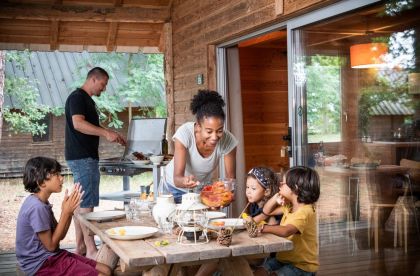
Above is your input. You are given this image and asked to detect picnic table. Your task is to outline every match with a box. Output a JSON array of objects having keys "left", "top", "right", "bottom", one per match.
[{"left": 77, "top": 213, "right": 293, "bottom": 275}]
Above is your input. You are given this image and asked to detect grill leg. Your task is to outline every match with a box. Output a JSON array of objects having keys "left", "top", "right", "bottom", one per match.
[{"left": 123, "top": 175, "right": 130, "bottom": 191}]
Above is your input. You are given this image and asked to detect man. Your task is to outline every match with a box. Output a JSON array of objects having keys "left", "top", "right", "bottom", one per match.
[{"left": 65, "top": 67, "right": 126, "bottom": 259}]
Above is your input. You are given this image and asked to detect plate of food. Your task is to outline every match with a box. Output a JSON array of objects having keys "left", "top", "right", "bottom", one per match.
[
  {"left": 84, "top": 210, "right": 126, "bottom": 221},
  {"left": 206, "top": 218, "right": 245, "bottom": 230},
  {"left": 106, "top": 226, "right": 159, "bottom": 240}
]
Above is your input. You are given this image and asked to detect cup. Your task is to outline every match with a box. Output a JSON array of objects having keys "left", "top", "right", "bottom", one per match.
[
  {"left": 124, "top": 204, "right": 134, "bottom": 221},
  {"left": 158, "top": 217, "right": 173, "bottom": 234}
]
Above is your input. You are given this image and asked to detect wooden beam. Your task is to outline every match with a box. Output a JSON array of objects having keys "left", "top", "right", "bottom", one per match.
[
  {"left": 114, "top": 0, "right": 123, "bottom": 7},
  {"left": 106, "top": 22, "right": 118, "bottom": 51},
  {"left": 0, "top": 3, "right": 170, "bottom": 23},
  {"left": 162, "top": 22, "right": 174, "bottom": 153},
  {"left": 238, "top": 31, "right": 286, "bottom": 48},
  {"left": 50, "top": 20, "right": 59, "bottom": 50}
]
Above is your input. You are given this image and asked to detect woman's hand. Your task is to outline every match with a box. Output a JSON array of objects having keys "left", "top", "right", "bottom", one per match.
[
  {"left": 183, "top": 175, "right": 199, "bottom": 189},
  {"left": 62, "top": 183, "right": 84, "bottom": 215}
]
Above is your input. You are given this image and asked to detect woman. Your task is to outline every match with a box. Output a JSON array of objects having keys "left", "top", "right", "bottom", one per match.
[{"left": 164, "top": 89, "right": 238, "bottom": 203}]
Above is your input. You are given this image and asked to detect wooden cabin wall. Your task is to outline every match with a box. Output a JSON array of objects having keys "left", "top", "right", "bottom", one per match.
[
  {"left": 239, "top": 47, "right": 289, "bottom": 172},
  {"left": 0, "top": 111, "right": 129, "bottom": 176},
  {"left": 170, "top": 0, "right": 330, "bottom": 129}
]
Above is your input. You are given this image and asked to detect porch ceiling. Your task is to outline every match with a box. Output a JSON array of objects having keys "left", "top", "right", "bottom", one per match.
[{"left": 0, "top": 0, "right": 172, "bottom": 53}]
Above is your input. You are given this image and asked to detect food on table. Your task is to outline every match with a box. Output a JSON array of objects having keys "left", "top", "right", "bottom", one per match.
[
  {"left": 132, "top": 151, "right": 147, "bottom": 160},
  {"left": 154, "top": 240, "right": 170, "bottom": 247},
  {"left": 140, "top": 192, "right": 148, "bottom": 200},
  {"left": 211, "top": 221, "right": 226, "bottom": 227},
  {"left": 200, "top": 180, "right": 234, "bottom": 208},
  {"left": 217, "top": 227, "right": 233, "bottom": 247},
  {"left": 118, "top": 228, "right": 126, "bottom": 236},
  {"left": 108, "top": 229, "right": 116, "bottom": 235},
  {"left": 163, "top": 154, "right": 174, "bottom": 161}
]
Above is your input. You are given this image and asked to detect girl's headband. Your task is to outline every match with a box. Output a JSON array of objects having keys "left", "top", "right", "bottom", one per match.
[{"left": 248, "top": 168, "right": 269, "bottom": 189}]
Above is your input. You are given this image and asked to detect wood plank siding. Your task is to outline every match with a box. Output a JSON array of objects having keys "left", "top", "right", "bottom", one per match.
[{"left": 239, "top": 47, "right": 289, "bottom": 172}]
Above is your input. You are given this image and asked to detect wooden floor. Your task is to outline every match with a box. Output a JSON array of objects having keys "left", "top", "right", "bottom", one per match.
[{"left": 1, "top": 221, "right": 419, "bottom": 275}]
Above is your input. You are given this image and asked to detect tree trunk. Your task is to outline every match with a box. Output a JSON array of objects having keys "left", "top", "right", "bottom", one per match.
[{"left": 0, "top": 51, "right": 5, "bottom": 142}]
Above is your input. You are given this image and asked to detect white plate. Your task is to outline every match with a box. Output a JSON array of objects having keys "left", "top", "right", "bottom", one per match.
[
  {"left": 84, "top": 211, "right": 126, "bottom": 221},
  {"left": 106, "top": 226, "right": 159, "bottom": 240},
  {"left": 206, "top": 211, "right": 227, "bottom": 220},
  {"left": 132, "top": 160, "right": 150, "bottom": 165},
  {"left": 206, "top": 218, "right": 245, "bottom": 230}
]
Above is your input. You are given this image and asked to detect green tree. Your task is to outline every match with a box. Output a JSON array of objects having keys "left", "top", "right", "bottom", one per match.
[
  {"left": 306, "top": 55, "right": 343, "bottom": 142},
  {"left": 71, "top": 52, "right": 166, "bottom": 129},
  {"left": 3, "top": 50, "right": 63, "bottom": 135}
]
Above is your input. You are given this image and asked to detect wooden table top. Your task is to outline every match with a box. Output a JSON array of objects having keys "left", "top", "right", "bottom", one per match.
[{"left": 77, "top": 214, "right": 293, "bottom": 268}]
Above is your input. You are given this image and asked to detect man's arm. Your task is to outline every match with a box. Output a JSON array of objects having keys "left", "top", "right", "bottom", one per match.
[{"left": 72, "top": 114, "right": 126, "bottom": 145}]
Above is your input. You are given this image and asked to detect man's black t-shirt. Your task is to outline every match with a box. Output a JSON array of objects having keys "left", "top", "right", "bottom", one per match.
[{"left": 65, "top": 88, "right": 100, "bottom": 160}]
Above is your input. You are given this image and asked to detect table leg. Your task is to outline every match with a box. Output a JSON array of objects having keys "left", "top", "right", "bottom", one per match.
[
  {"left": 143, "top": 264, "right": 171, "bottom": 276},
  {"left": 219, "top": 256, "right": 253, "bottom": 276},
  {"left": 96, "top": 244, "right": 119, "bottom": 270}
]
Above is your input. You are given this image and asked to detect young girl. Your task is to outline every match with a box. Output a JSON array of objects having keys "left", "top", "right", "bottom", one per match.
[
  {"left": 16, "top": 157, "right": 111, "bottom": 276},
  {"left": 255, "top": 166, "right": 320, "bottom": 276},
  {"left": 245, "top": 167, "right": 279, "bottom": 225}
]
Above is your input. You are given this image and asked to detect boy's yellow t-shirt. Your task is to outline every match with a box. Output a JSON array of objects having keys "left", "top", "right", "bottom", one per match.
[{"left": 275, "top": 204, "right": 319, "bottom": 272}]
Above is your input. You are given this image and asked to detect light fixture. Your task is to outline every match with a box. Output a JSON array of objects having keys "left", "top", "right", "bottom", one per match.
[{"left": 350, "top": 42, "right": 388, "bottom": 69}]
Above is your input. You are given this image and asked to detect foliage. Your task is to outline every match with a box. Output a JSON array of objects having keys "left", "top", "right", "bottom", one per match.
[
  {"left": 3, "top": 51, "right": 64, "bottom": 135},
  {"left": 71, "top": 52, "right": 166, "bottom": 128},
  {"left": 306, "top": 55, "right": 343, "bottom": 143}
]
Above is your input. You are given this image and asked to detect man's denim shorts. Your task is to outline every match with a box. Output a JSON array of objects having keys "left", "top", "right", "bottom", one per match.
[
  {"left": 66, "top": 158, "right": 100, "bottom": 208},
  {"left": 262, "top": 257, "right": 316, "bottom": 276}
]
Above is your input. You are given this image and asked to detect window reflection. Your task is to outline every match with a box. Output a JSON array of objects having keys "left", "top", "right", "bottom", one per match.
[{"left": 293, "top": 1, "right": 420, "bottom": 273}]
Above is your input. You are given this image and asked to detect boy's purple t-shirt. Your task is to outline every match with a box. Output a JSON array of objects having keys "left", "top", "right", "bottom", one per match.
[{"left": 16, "top": 194, "right": 59, "bottom": 275}]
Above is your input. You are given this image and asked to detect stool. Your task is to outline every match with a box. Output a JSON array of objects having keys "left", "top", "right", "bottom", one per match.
[{"left": 368, "top": 203, "right": 408, "bottom": 253}]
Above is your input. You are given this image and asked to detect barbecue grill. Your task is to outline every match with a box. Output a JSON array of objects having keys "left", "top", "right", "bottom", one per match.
[{"left": 99, "top": 118, "right": 167, "bottom": 201}]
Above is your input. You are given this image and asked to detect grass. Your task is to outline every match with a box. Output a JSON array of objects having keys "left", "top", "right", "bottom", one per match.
[{"left": 0, "top": 172, "right": 153, "bottom": 253}]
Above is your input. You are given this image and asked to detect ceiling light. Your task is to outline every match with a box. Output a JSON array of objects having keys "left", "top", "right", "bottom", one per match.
[{"left": 350, "top": 42, "right": 388, "bottom": 69}]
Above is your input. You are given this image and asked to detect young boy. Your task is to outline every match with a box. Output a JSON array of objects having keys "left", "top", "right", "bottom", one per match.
[
  {"left": 16, "top": 156, "right": 111, "bottom": 276},
  {"left": 255, "top": 166, "right": 320, "bottom": 276}
]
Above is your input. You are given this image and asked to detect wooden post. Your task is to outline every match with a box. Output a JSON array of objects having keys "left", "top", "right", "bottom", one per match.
[
  {"left": 207, "top": 45, "right": 217, "bottom": 91},
  {"left": 162, "top": 22, "right": 175, "bottom": 153},
  {"left": 0, "top": 51, "right": 5, "bottom": 142}
]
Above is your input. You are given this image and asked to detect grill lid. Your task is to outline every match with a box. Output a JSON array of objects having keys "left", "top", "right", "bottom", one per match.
[{"left": 124, "top": 118, "right": 167, "bottom": 158}]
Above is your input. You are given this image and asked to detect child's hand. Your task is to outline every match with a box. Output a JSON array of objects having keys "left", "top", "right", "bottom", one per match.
[
  {"left": 276, "top": 194, "right": 285, "bottom": 206},
  {"left": 62, "top": 183, "right": 84, "bottom": 215}
]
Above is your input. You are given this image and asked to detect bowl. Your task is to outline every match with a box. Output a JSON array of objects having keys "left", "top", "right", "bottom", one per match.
[
  {"left": 200, "top": 179, "right": 235, "bottom": 208},
  {"left": 149, "top": 155, "right": 164, "bottom": 164}
]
